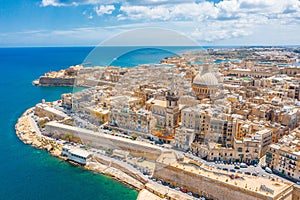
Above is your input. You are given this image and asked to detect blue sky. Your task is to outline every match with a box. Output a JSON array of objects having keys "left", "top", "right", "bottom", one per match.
[{"left": 0, "top": 0, "right": 300, "bottom": 46}]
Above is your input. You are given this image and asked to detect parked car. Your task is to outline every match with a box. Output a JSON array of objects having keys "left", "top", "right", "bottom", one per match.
[
  {"left": 230, "top": 169, "right": 236, "bottom": 173},
  {"left": 252, "top": 172, "right": 258, "bottom": 176},
  {"left": 234, "top": 165, "right": 240, "bottom": 169},
  {"left": 245, "top": 171, "right": 251, "bottom": 175},
  {"left": 265, "top": 167, "right": 272, "bottom": 174},
  {"left": 187, "top": 192, "right": 193, "bottom": 196},
  {"left": 240, "top": 163, "right": 248, "bottom": 168}
]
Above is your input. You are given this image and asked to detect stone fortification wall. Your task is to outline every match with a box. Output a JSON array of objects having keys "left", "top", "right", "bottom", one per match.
[
  {"left": 153, "top": 162, "right": 293, "bottom": 200},
  {"left": 93, "top": 155, "right": 148, "bottom": 184},
  {"left": 38, "top": 77, "right": 75, "bottom": 86},
  {"left": 45, "top": 122, "right": 164, "bottom": 160},
  {"left": 293, "top": 185, "right": 300, "bottom": 200}
]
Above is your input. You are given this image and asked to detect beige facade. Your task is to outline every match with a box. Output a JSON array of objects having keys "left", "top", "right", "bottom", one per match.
[
  {"left": 109, "top": 108, "right": 149, "bottom": 136},
  {"left": 266, "top": 130, "right": 300, "bottom": 181}
]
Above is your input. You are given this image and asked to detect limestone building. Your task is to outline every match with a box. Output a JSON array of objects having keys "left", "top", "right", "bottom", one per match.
[
  {"left": 266, "top": 129, "right": 300, "bottom": 181},
  {"left": 192, "top": 67, "right": 219, "bottom": 100}
]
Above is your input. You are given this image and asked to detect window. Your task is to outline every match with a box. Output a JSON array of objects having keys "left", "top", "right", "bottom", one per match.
[{"left": 238, "top": 147, "right": 243, "bottom": 152}]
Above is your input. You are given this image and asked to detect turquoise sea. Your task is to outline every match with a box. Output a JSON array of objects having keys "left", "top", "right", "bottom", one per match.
[
  {"left": 0, "top": 47, "right": 139, "bottom": 200},
  {"left": 3, "top": 45, "right": 297, "bottom": 199},
  {"left": 0, "top": 46, "right": 208, "bottom": 200}
]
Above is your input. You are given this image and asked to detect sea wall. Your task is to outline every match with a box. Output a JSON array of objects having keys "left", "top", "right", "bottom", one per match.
[
  {"left": 16, "top": 109, "right": 196, "bottom": 200},
  {"left": 38, "top": 76, "right": 75, "bottom": 86},
  {"left": 293, "top": 185, "right": 300, "bottom": 200},
  {"left": 45, "top": 121, "right": 166, "bottom": 160},
  {"left": 93, "top": 155, "right": 148, "bottom": 184}
]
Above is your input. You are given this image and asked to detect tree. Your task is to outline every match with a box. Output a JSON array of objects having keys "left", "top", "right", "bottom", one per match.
[
  {"left": 131, "top": 133, "right": 138, "bottom": 140},
  {"left": 64, "top": 132, "right": 73, "bottom": 142}
]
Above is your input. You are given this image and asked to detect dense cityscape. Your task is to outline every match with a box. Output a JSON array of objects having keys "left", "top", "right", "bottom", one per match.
[{"left": 16, "top": 47, "right": 300, "bottom": 199}]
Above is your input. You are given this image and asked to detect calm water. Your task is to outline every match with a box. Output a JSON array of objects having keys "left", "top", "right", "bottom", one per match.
[{"left": 0, "top": 47, "right": 139, "bottom": 200}]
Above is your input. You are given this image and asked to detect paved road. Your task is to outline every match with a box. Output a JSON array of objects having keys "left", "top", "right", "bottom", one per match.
[
  {"left": 185, "top": 153, "right": 293, "bottom": 183},
  {"left": 57, "top": 106, "right": 296, "bottom": 184},
  {"left": 28, "top": 113, "right": 42, "bottom": 136}
]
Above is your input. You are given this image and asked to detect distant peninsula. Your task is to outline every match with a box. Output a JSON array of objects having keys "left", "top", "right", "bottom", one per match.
[{"left": 33, "top": 65, "right": 82, "bottom": 86}]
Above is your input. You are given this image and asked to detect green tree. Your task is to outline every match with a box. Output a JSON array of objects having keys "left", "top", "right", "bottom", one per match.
[
  {"left": 131, "top": 133, "right": 138, "bottom": 140},
  {"left": 65, "top": 132, "right": 73, "bottom": 142}
]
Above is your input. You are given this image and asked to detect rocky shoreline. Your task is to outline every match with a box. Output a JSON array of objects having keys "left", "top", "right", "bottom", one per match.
[
  {"left": 15, "top": 108, "right": 63, "bottom": 157},
  {"left": 14, "top": 108, "right": 169, "bottom": 200},
  {"left": 15, "top": 108, "right": 143, "bottom": 186}
]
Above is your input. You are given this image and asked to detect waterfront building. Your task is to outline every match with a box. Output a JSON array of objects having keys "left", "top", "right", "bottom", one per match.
[
  {"left": 61, "top": 145, "right": 92, "bottom": 165},
  {"left": 61, "top": 93, "right": 73, "bottom": 109}
]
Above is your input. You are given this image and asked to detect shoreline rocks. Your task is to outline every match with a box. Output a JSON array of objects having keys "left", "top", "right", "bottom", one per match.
[
  {"left": 15, "top": 108, "right": 195, "bottom": 200},
  {"left": 15, "top": 108, "right": 144, "bottom": 194}
]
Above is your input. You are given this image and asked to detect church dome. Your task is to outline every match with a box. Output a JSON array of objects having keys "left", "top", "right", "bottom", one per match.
[{"left": 193, "top": 72, "right": 218, "bottom": 86}]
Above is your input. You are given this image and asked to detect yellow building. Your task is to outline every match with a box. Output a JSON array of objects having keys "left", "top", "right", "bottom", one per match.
[{"left": 89, "top": 107, "right": 109, "bottom": 125}]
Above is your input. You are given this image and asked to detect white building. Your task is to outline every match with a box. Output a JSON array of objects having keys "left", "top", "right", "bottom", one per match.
[{"left": 62, "top": 145, "right": 92, "bottom": 165}]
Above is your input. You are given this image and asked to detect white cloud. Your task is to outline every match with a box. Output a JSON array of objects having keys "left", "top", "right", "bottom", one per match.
[
  {"left": 118, "top": 2, "right": 219, "bottom": 21},
  {"left": 95, "top": 5, "right": 115, "bottom": 16},
  {"left": 37, "top": 0, "right": 300, "bottom": 44},
  {"left": 41, "top": 0, "right": 119, "bottom": 7},
  {"left": 41, "top": 0, "right": 65, "bottom": 7},
  {"left": 190, "top": 20, "right": 252, "bottom": 43}
]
